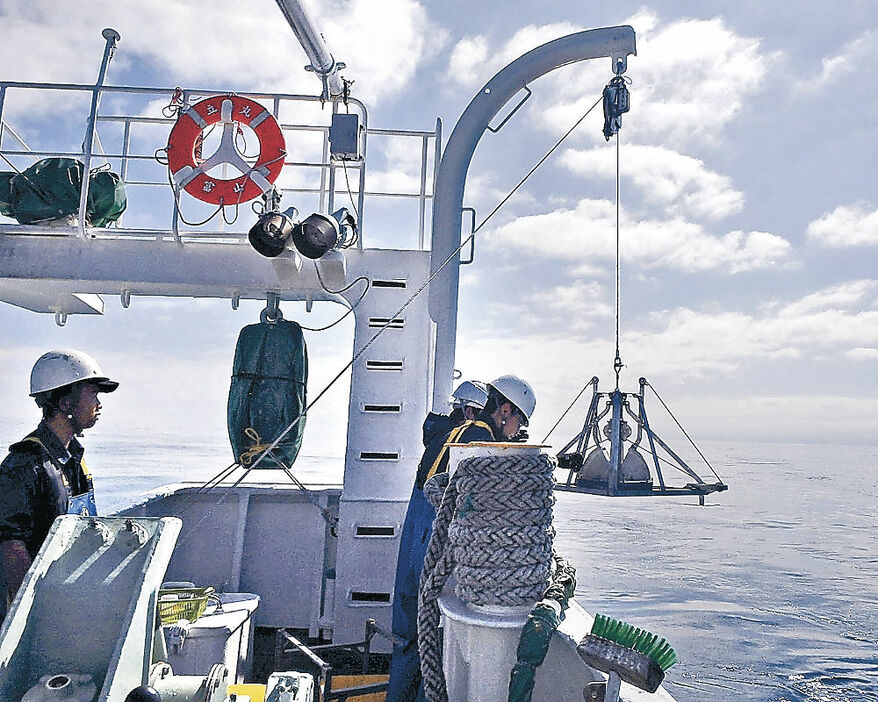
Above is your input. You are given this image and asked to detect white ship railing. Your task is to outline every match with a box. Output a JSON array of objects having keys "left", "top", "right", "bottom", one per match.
[{"left": 0, "top": 81, "right": 441, "bottom": 249}]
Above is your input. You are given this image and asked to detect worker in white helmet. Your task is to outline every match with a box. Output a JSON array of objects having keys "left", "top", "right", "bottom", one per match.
[
  {"left": 0, "top": 350, "right": 118, "bottom": 614},
  {"left": 420, "top": 379, "right": 488, "bottom": 447},
  {"left": 388, "top": 374, "right": 535, "bottom": 702}
]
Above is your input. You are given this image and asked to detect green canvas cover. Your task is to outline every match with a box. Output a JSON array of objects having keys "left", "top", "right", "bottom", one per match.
[
  {"left": 1, "top": 157, "right": 126, "bottom": 226},
  {"left": 88, "top": 169, "right": 127, "bottom": 227},
  {"left": 228, "top": 319, "right": 308, "bottom": 469},
  {"left": 0, "top": 172, "right": 14, "bottom": 217}
]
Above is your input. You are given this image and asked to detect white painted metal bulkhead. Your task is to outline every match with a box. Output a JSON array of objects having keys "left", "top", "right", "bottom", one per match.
[{"left": 332, "top": 247, "right": 434, "bottom": 647}]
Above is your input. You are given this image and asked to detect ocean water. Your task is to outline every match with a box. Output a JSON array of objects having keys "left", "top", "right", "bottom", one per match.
[
  {"left": 2, "top": 423, "right": 876, "bottom": 701},
  {"left": 552, "top": 441, "right": 878, "bottom": 701}
]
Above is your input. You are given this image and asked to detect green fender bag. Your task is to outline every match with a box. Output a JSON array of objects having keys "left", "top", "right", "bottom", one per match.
[
  {"left": 1, "top": 157, "right": 126, "bottom": 226},
  {"left": 227, "top": 320, "right": 308, "bottom": 468}
]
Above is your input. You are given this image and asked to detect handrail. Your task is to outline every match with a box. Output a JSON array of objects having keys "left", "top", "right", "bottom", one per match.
[{"left": 0, "top": 80, "right": 439, "bottom": 249}]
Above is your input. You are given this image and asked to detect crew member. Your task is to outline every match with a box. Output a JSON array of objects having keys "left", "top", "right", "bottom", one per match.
[
  {"left": 0, "top": 349, "right": 118, "bottom": 615},
  {"left": 387, "top": 375, "right": 536, "bottom": 701},
  {"left": 421, "top": 379, "right": 488, "bottom": 447}
]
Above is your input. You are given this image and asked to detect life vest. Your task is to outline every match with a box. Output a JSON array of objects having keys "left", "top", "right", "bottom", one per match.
[
  {"left": 20, "top": 436, "right": 97, "bottom": 517},
  {"left": 423, "top": 419, "right": 494, "bottom": 484}
]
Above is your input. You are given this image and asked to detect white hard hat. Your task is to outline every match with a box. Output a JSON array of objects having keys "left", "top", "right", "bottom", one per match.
[
  {"left": 451, "top": 380, "right": 488, "bottom": 410},
  {"left": 30, "top": 349, "right": 119, "bottom": 396},
  {"left": 489, "top": 374, "right": 536, "bottom": 425}
]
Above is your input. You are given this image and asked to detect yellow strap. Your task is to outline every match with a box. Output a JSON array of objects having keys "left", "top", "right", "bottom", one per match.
[{"left": 424, "top": 420, "right": 493, "bottom": 483}]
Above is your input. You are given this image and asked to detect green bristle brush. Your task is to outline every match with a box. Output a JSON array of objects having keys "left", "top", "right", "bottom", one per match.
[{"left": 576, "top": 613, "right": 677, "bottom": 695}]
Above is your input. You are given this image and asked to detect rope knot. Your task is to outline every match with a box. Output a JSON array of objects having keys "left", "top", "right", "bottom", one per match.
[{"left": 238, "top": 427, "right": 274, "bottom": 467}]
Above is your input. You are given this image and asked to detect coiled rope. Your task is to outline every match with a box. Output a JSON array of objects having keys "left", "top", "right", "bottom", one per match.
[{"left": 418, "top": 452, "right": 557, "bottom": 702}]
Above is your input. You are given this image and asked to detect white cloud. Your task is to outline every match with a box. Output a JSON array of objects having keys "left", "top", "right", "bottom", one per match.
[
  {"left": 0, "top": 0, "right": 440, "bottom": 119},
  {"left": 629, "top": 280, "right": 878, "bottom": 370},
  {"left": 457, "top": 334, "right": 878, "bottom": 448},
  {"left": 806, "top": 202, "right": 878, "bottom": 247},
  {"left": 448, "top": 36, "right": 490, "bottom": 79},
  {"left": 366, "top": 134, "right": 433, "bottom": 194},
  {"left": 484, "top": 198, "right": 792, "bottom": 274},
  {"left": 776, "top": 280, "right": 875, "bottom": 317},
  {"left": 795, "top": 30, "right": 877, "bottom": 94},
  {"left": 561, "top": 144, "right": 744, "bottom": 220},
  {"left": 320, "top": 0, "right": 445, "bottom": 103},
  {"left": 457, "top": 279, "right": 878, "bottom": 445},
  {"left": 535, "top": 13, "right": 773, "bottom": 149},
  {"left": 845, "top": 347, "right": 878, "bottom": 361},
  {"left": 484, "top": 280, "right": 612, "bottom": 333},
  {"left": 628, "top": 16, "right": 769, "bottom": 147},
  {"left": 445, "top": 22, "right": 580, "bottom": 89}
]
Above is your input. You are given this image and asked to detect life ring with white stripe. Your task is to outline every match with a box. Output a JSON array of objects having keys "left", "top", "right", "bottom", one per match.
[{"left": 166, "top": 94, "right": 285, "bottom": 205}]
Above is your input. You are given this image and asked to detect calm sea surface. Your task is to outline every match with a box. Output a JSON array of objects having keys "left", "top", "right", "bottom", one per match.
[{"left": 2, "top": 423, "right": 876, "bottom": 701}]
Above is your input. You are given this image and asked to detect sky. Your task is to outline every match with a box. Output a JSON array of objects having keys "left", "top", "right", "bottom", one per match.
[{"left": 1, "top": 0, "right": 878, "bottom": 460}]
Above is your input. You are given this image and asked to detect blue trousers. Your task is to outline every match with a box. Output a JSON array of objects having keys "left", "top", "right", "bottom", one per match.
[{"left": 387, "top": 486, "right": 435, "bottom": 702}]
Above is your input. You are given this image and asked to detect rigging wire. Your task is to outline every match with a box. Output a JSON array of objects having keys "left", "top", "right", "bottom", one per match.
[
  {"left": 540, "top": 377, "right": 597, "bottom": 444},
  {"left": 643, "top": 380, "right": 724, "bottom": 483},
  {"left": 473, "top": 94, "right": 602, "bottom": 234}
]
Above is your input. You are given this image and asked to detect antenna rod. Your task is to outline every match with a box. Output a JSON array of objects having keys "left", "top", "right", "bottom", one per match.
[{"left": 273, "top": 0, "right": 346, "bottom": 99}]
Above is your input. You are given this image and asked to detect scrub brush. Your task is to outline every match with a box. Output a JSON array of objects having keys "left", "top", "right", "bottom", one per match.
[{"left": 577, "top": 613, "right": 677, "bottom": 696}]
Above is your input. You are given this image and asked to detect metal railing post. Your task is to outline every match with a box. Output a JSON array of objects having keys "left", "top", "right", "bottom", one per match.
[
  {"left": 77, "top": 28, "right": 121, "bottom": 238},
  {"left": 0, "top": 86, "right": 6, "bottom": 148}
]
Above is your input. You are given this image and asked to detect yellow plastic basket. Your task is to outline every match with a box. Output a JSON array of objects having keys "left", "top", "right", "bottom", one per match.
[{"left": 157, "top": 586, "right": 215, "bottom": 625}]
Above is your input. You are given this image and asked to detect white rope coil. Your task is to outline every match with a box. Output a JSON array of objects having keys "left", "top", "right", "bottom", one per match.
[{"left": 418, "top": 452, "right": 556, "bottom": 702}]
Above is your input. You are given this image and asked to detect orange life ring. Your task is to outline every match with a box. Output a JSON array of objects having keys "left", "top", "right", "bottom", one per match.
[{"left": 166, "top": 95, "right": 285, "bottom": 206}]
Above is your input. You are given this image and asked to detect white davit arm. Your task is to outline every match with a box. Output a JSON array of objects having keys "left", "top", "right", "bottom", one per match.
[
  {"left": 273, "top": 0, "right": 347, "bottom": 98},
  {"left": 429, "top": 26, "right": 637, "bottom": 412}
]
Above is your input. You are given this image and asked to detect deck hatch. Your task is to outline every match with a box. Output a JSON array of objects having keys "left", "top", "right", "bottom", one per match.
[
  {"left": 366, "top": 360, "right": 404, "bottom": 371},
  {"left": 355, "top": 525, "right": 396, "bottom": 537},
  {"left": 359, "top": 451, "right": 400, "bottom": 461},
  {"left": 368, "top": 317, "right": 404, "bottom": 329}
]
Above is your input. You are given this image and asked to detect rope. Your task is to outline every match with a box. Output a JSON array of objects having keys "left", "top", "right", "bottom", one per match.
[
  {"left": 237, "top": 427, "right": 275, "bottom": 467},
  {"left": 418, "top": 453, "right": 556, "bottom": 702},
  {"left": 473, "top": 95, "right": 602, "bottom": 235}
]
